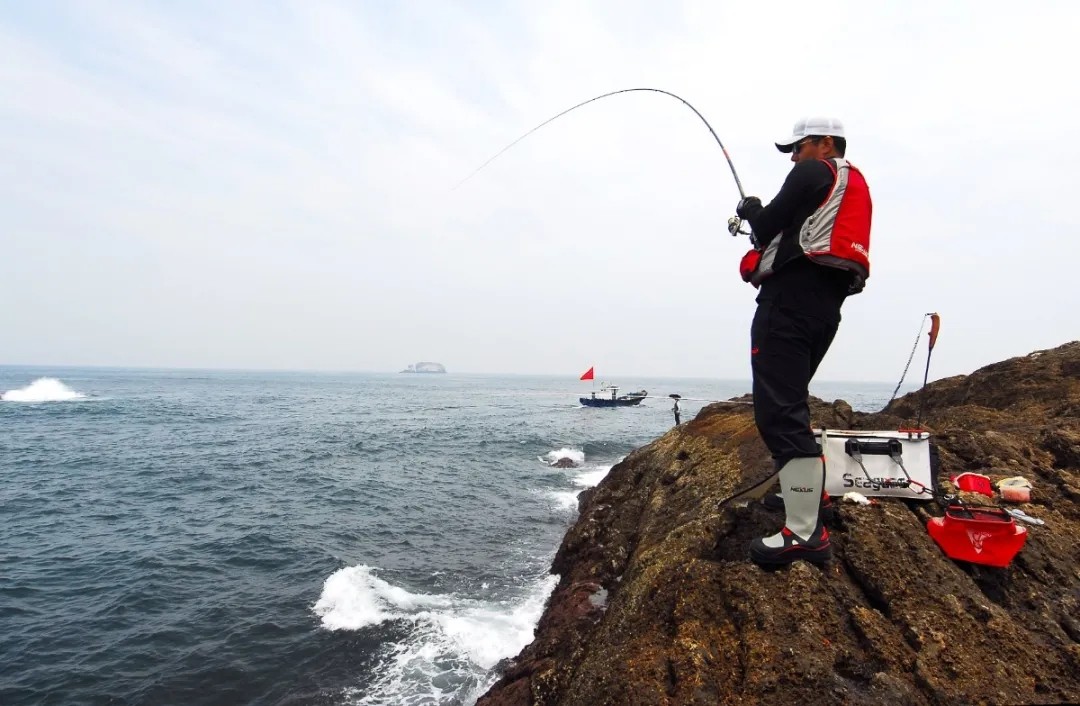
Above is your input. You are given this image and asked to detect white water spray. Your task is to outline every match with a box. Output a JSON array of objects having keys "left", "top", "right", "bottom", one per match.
[
  {"left": 1, "top": 378, "right": 86, "bottom": 402},
  {"left": 314, "top": 565, "right": 557, "bottom": 704}
]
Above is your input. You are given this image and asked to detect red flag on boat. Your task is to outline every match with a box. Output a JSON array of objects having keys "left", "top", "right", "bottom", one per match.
[{"left": 579, "top": 367, "right": 595, "bottom": 381}]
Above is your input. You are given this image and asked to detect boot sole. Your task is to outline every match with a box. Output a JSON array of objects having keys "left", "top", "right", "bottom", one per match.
[{"left": 749, "top": 543, "right": 833, "bottom": 566}]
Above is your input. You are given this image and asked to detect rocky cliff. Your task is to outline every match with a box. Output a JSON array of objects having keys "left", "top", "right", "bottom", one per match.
[{"left": 478, "top": 341, "right": 1080, "bottom": 706}]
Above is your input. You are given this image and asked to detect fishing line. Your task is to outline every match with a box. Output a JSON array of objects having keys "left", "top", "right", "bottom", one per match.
[
  {"left": 666, "top": 397, "right": 753, "bottom": 405},
  {"left": 884, "top": 312, "right": 941, "bottom": 413},
  {"left": 453, "top": 87, "right": 747, "bottom": 199},
  {"left": 885, "top": 316, "right": 929, "bottom": 408}
]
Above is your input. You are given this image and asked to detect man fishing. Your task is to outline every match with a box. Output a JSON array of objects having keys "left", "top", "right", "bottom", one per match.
[
  {"left": 455, "top": 98, "right": 870, "bottom": 565},
  {"left": 734, "top": 117, "right": 873, "bottom": 566}
]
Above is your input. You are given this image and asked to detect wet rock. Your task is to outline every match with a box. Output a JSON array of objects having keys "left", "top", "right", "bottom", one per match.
[
  {"left": 551, "top": 457, "right": 579, "bottom": 469},
  {"left": 478, "top": 341, "right": 1080, "bottom": 706}
]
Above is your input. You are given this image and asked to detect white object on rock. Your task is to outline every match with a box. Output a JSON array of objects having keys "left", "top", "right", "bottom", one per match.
[
  {"left": 842, "top": 491, "right": 872, "bottom": 506},
  {"left": 998, "top": 476, "right": 1033, "bottom": 503},
  {"left": 1005, "top": 508, "right": 1045, "bottom": 526}
]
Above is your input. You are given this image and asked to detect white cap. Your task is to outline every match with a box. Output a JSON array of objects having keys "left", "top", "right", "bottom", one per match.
[{"left": 775, "top": 117, "right": 845, "bottom": 152}]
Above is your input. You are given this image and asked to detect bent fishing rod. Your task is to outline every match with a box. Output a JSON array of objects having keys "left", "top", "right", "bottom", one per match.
[{"left": 454, "top": 87, "right": 754, "bottom": 240}]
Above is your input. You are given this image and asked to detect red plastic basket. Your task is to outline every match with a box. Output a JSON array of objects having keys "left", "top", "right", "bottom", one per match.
[
  {"left": 950, "top": 472, "right": 994, "bottom": 497},
  {"left": 926, "top": 505, "right": 1027, "bottom": 568}
]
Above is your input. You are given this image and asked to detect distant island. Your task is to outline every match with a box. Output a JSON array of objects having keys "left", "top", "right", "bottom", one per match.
[{"left": 400, "top": 362, "right": 446, "bottom": 374}]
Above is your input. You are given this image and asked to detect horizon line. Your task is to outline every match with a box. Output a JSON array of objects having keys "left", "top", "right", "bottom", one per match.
[{"left": 0, "top": 362, "right": 917, "bottom": 387}]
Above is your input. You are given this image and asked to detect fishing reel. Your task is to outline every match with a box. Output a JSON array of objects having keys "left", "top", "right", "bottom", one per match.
[{"left": 727, "top": 216, "right": 759, "bottom": 249}]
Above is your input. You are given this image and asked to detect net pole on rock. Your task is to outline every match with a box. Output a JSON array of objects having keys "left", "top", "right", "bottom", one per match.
[{"left": 916, "top": 313, "right": 941, "bottom": 429}]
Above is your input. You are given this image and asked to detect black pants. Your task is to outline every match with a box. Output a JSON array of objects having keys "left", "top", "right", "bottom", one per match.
[{"left": 750, "top": 292, "right": 842, "bottom": 466}]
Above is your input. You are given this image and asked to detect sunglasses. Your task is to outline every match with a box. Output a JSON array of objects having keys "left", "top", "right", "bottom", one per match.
[{"left": 791, "top": 137, "right": 822, "bottom": 153}]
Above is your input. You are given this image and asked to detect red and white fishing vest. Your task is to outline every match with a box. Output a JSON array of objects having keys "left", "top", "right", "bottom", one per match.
[{"left": 749, "top": 158, "right": 872, "bottom": 292}]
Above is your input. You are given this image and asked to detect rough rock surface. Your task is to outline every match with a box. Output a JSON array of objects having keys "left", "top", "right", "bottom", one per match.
[{"left": 478, "top": 341, "right": 1080, "bottom": 706}]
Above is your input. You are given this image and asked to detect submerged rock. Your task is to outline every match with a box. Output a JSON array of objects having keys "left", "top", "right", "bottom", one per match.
[
  {"left": 551, "top": 458, "right": 580, "bottom": 469},
  {"left": 478, "top": 341, "right": 1080, "bottom": 706}
]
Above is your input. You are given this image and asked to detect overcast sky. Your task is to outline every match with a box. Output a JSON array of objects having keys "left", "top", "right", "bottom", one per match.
[{"left": 2, "top": 0, "right": 1077, "bottom": 382}]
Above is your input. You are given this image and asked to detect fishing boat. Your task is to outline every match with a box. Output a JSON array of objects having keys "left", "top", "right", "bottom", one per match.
[{"left": 580, "top": 385, "right": 648, "bottom": 408}]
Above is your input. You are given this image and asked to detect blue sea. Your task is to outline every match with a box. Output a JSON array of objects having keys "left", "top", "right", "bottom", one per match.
[{"left": 0, "top": 368, "right": 899, "bottom": 705}]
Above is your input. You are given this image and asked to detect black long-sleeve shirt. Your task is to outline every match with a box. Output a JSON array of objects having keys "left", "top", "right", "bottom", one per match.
[{"left": 741, "top": 159, "right": 852, "bottom": 306}]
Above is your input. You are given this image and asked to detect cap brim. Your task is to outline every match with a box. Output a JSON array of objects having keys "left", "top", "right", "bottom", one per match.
[{"left": 775, "top": 137, "right": 799, "bottom": 153}]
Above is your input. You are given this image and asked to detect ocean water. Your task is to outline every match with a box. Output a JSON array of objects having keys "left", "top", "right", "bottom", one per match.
[{"left": 0, "top": 368, "right": 900, "bottom": 705}]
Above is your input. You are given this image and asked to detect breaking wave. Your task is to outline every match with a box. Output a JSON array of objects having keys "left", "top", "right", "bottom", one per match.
[
  {"left": 547, "top": 461, "right": 613, "bottom": 512},
  {"left": 572, "top": 464, "right": 613, "bottom": 487},
  {"left": 1, "top": 377, "right": 86, "bottom": 402},
  {"left": 314, "top": 565, "right": 557, "bottom": 704}
]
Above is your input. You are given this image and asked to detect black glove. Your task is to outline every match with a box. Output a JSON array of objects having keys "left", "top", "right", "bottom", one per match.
[{"left": 736, "top": 196, "right": 762, "bottom": 219}]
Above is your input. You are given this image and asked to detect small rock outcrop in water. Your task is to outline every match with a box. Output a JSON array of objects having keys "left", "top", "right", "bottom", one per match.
[
  {"left": 478, "top": 341, "right": 1080, "bottom": 706},
  {"left": 551, "top": 458, "right": 579, "bottom": 469}
]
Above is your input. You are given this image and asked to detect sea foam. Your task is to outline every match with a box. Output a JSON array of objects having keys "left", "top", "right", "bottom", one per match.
[
  {"left": 1, "top": 377, "right": 86, "bottom": 402},
  {"left": 316, "top": 565, "right": 557, "bottom": 704}
]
